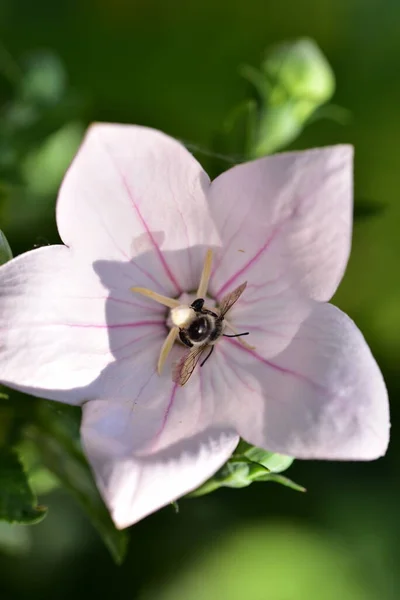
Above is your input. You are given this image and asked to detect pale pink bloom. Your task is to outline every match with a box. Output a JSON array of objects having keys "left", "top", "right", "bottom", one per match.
[{"left": 0, "top": 124, "right": 389, "bottom": 528}]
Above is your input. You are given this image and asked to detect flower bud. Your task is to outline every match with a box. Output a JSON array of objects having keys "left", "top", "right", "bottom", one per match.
[
  {"left": 246, "top": 38, "right": 335, "bottom": 157},
  {"left": 262, "top": 38, "right": 335, "bottom": 106}
]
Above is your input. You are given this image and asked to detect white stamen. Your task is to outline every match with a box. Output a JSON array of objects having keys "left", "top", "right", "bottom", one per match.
[
  {"left": 158, "top": 326, "right": 179, "bottom": 375},
  {"left": 131, "top": 287, "right": 180, "bottom": 309},
  {"left": 196, "top": 248, "right": 213, "bottom": 298}
]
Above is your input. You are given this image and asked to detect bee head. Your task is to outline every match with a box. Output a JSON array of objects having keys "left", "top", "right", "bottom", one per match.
[{"left": 190, "top": 298, "right": 205, "bottom": 312}]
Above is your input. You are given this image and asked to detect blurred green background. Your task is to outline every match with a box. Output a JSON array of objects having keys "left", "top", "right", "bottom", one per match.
[{"left": 0, "top": 0, "right": 399, "bottom": 598}]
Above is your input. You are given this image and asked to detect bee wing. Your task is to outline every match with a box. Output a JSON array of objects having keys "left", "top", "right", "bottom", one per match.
[
  {"left": 218, "top": 281, "right": 247, "bottom": 317},
  {"left": 172, "top": 345, "right": 208, "bottom": 387}
]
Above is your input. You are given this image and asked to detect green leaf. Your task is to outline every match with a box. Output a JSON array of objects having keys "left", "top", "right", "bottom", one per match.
[
  {"left": 0, "top": 229, "right": 12, "bottom": 264},
  {"left": 17, "top": 439, "right": 60, "bottom": 496},
  {"left": 256, "top": 473, "right": 306, "bottom": 493},
  {"left": 0, "top": 393, "right": 13, "bottom": 447},
  {"left": 240, "top": 64, "right": 271, "bottom": 99},
  {"left": 233, "top": 440, "right": 294, "bottom": 472},
  {"left": 29, "top": 401, "right": 128, "bottom": 564},
  {"left": 21, "top": 121, "right": 84, "bottom": 196},
  {"left": 0, "top": 447, "right": 47, "bottom": 524},
  {"left": 0, "top": 521, "right": 32, "bottom": 556},
  {"left": 190, "top": 441, "right": 304, "bottom": 497},
  {"left": 188, "top": 460, "right": 255, "bottom": 497},
  {"left": 20, "top": 51, "right": 67, "bottom": 106},
  {"left": 0, "top": 389, "right": 40, "bottom": 450},
  {"left": 307, "top": 103, "right": 352, "bottom": 126}
]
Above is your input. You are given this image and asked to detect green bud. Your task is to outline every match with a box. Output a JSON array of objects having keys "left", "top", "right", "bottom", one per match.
[
  {"left": 0, "top": 229, "right": 13, "bottom": 265},
  {"left": 262, "top": 38, "right": 335, "bottom": 106},
  {"left": 243, "top": 38, "right": 336, "bottom": 157}
]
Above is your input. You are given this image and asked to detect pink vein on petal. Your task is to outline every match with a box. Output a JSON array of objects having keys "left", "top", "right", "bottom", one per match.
[
  {"left": 218, "top": 345, "right": 257, "bottom": 394},
  {"left": 215, "top": 226, "right": 281, "bottom": 299},
  {"left": 236, "top": 324, "right": 292, "bottom": 339},
  {"left": 211, "top": 195, "right": 255, "bottom": 277},
  {"left": 102, "top": 140, "right": 183, "bottom": 295},
  {"left": 166, "top": 175, "right": 193, "bottom": 280},
  {"left": 66, "top": 320, "right": 164, "bottom": 329},
  {"left": 228, "top": 341, "right": 327, "bottom": 393},
  {"left": 0, "top": 320, "right": 164, "bottom": 332},
  {"left": 72, "top": 295, "right": 163, "bottom": 313},
  {"left": 112, "top": 330, "right": 160, "bottom": 356},
  {"left": 195, "top": 368, "right": 205, "bottom": 428},
  {"left": 129, "top": 258, "right": 170, "bottom": 294},
  {"left": 151, "top": 383, "right": 179, "bottom": 449},
  {"left": 121, "top": 177, "right": 183, "bottom": 294},
  {"left": 108, "top": 296, "right": 165, "bottom": 313},
  {"left": 97, "top": 211, "right": 167, "bottom": 294}
]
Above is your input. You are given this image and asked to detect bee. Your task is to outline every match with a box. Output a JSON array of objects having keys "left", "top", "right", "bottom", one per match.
[{"left": 172, "top": 282, "right": 249, "bottom": 386}]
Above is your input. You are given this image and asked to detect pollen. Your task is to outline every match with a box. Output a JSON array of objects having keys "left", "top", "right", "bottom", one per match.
[{"left": 171, "top": 305, "right": 196, "bottom": 328}]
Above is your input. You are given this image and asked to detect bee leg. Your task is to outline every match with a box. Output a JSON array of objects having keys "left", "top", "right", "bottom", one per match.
[
  {"left": 224, "top": 321, "right": 255, "bottom": 350},
  {"left": 200, "top": 345, "right": 214, "bottom": 367},
  {"left": 179, "top": 329, "right": 193, "bottom": 347},
  {"left": 223, "top": 332, "right": 249, "bottom": 338}
]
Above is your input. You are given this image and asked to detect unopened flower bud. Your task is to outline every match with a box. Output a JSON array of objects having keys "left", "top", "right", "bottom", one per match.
[{"left": 246, "top": 38, "right": 335, "bottom": 157}]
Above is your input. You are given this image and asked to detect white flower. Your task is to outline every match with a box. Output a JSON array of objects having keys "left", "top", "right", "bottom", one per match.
[{"left": 0, "top": 124, "right": 389, "bottom": 528}]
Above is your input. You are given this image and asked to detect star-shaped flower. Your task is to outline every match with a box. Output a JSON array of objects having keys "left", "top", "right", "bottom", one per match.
[{"left": 0, "top": 124, "right": 389, "bottom": 528}]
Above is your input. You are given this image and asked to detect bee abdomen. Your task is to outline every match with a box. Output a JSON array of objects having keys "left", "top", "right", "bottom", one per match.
[{"left": 209, "top": 318, "right": 223, "bottom": 342}]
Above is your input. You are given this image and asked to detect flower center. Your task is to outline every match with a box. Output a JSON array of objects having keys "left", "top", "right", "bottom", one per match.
[{"left": 131, "top": 249, "right": 253, "bottom": 384}]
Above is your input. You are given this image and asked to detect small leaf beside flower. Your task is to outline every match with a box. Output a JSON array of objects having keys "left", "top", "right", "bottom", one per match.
[
  {"left": 0, "top": 448, "right": 47, "bottom": 525},
  {"left": 0, "top": 229, "right": 13, "bottom": 265},
  {"left": 189, "top": 442, "right": 305, "bottom": 497}
]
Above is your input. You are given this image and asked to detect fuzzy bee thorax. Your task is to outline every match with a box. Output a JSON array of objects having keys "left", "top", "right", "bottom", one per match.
[{"left": 170, "top": 305, "right": 197, "bottom": 328}]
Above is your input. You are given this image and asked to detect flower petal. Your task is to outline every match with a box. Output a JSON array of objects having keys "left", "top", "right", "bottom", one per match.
[
  {"left": 209, "top": 145, "right": 353, "bottom": 302},
  {"left": 219, "top": 303, "right": 389, "bottom": 460},
  {"left": 222, "top": 242, "right": 314, "bottom": 358},
  {"left": 57, "top": 123, "right": 220, "bottom": 296},
  {"left": 81, "top": 391, "right": 239, "bottom": 528},
  {"left": 0, "top": 246, "right": 164, "bottom": 403}
]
